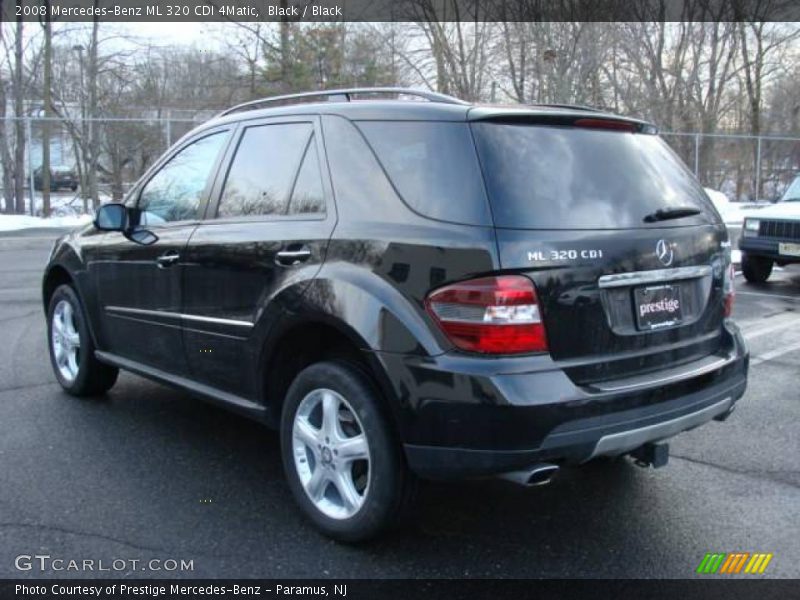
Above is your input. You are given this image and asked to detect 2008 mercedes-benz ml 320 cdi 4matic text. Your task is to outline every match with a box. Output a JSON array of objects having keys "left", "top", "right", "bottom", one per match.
[{"left": 43, "top": 88, "right": 748, "bottom": 541}]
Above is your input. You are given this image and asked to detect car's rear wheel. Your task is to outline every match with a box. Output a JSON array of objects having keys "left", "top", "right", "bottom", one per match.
[
  {"left": 741, "top": 254, "right": 773, "bottom": 283},
  {"left": 280, "top": 360, "right": 414, "bottom": 542},
  {"left": 47, "top": 284, "right": 118, "bottom": 396}
]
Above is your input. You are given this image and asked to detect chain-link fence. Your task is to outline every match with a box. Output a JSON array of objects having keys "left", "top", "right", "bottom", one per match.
[
  {"left": 0, "top": 114, "right": 212, "bottom": 216},
  {"left": 1, "top": 115, "right": 799, "bottom": 217},
  {"left": 661, "top": 131, "right": 800, "bottom": 203}
]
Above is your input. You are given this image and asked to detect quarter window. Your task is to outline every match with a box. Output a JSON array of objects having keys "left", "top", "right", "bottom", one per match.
[
  {"left": 138, "top": 131, "right": 227, "bottom": 225},
  {"left": 356, "top": 121, "right": 491, "bottom": 226},
  {"left": 287, "top": 137, "right": 326, "bottom": 215},
  {"left": 217, "top": 122, "right": 325, "bottom": 218}
]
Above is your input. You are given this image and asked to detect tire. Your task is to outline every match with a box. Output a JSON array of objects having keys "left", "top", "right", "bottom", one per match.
[
  {"left": 741, "top": 253, "right": 773, "bottom": 283},
  {"left": 280, "top": 360, "right": 415, "bottom": 542},
  {"left": 47, "top": 284, "right": 118, "bottom": 397},
  {"left": 70, "top": 184, "right": 78, "bottom": 192}
]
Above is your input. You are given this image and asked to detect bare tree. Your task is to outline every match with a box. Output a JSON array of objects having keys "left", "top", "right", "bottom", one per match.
[
  {"left": 13, "top": 17, "right": 26, "bottom": 213},
  {"left": 398, "top": 1, "right": 493, "bottom": 101},
  {"left": 0, "top": 5, "right": 15, "bottom": 213},
  {"left": 39, "top": 0, "right": 53, "bottom": 217}
]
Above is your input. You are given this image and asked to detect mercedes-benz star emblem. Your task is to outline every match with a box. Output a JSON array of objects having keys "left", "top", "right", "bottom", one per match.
[{"left": 656, "top": 239, "right": 674, "bottom": 266}]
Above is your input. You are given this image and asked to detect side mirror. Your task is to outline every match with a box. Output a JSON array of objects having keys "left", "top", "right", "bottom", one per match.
[{"left": 94, "top": 203, "right": 128, "bottom": 232}]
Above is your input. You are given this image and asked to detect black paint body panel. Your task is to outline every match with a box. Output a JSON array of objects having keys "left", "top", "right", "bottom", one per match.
[{"left": 42, "top": 98, "right": 749, "bottom": 480}]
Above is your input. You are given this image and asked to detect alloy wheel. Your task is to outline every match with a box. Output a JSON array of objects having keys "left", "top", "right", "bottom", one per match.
[
  {"left": 51, "top": 299, "right": 81, "bottom": 382},
  {"left": 292, "top": 388, "right": 371, "bottom": 520}
]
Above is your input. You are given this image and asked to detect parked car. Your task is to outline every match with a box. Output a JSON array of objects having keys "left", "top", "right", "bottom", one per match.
[
  {"left": 704, "top": 188, "right": 769, "bottom": 265},
  {"left": 42, "top": 88, "right": 748, "bottom": 541},
  {"left": 739, "top": 175, "right": 800, "bottom": 282},
  {"left": 34, "top": 165, "right": 78, "bottom": 192}
]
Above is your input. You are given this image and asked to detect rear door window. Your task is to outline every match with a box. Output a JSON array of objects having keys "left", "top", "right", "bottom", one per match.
[
  {"left": 356, "top": 121, "right": 492, "bottom": 226},
  {"left": 471, "top": 122, "right": 716, "bottom": 229},
  {"left": 217, "top": 123, "right": 316, "bottom": 218}
]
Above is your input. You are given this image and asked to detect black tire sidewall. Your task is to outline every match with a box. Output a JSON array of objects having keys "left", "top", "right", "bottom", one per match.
[
  {"left": 280, "top": 360, "right": 406, "bottom": 542},
  {"left": 742, "top": 254, "right": 773, "bottom": 283},
  {"left": 47, "top": 284, "right": 96, "bottom": 394}
]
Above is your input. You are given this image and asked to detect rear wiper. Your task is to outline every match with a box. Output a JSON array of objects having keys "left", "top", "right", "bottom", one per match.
[{"left": 643, "top": 206, "right": 702, "bottom": 223}]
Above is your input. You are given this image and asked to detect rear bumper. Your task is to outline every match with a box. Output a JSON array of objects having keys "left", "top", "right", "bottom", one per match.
[
  {"left": 739, "top": 237, "right": 800, "bottom": 263},
  {"left": 378, "top": 322, "right": 748, "bottom": 479}
]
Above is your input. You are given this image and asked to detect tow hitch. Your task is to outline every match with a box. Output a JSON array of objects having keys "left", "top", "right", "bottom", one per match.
[{"left": 630, "top": 442, "right": 669, "bottom": 468}]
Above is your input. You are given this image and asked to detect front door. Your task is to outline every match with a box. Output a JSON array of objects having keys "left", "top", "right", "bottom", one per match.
[{"left": 88, "top": 128, "right": 231, "bottom": 376}]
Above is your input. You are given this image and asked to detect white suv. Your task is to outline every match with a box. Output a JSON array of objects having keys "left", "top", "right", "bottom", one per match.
[{"left": 739, "top": 176, "right": 800, "bottom": 282}]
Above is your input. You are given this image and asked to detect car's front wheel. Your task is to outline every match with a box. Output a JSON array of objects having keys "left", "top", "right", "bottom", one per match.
[
  {"left": 280, "top": 360, "right": 414, "bottom": 542},
  {"left": 47, "top": 284, "right": 118, "bottom": 396},
  {"left": 741, "top": 253, "right": 773, "bottom": 283}
]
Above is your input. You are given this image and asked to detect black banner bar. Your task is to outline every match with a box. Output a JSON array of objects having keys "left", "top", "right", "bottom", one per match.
[
  {"left": 2, "top": 580, "right": 800, "bottom": 600},
  {"left": 4, "top": 0, "right": 800, "bottom": 22}
]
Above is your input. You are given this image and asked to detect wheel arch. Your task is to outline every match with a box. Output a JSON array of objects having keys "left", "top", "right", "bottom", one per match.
[
  {"left": 43, "top": 262, "right": 100, "bottom": 349},
  {"left": 42, "top": 264, "right": 74, "bottom": 313},
  {"left": 257, "top": 312, "right": 405, "bottom": 437}
]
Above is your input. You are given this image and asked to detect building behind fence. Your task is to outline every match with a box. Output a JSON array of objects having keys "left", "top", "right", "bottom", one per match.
[{"left": 2, "top": 114, "right": 800, "bottom": 215}]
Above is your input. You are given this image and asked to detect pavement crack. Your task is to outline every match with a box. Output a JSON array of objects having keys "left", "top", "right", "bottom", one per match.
[
  {"left": 0, "top": 522, "right": 243, "bottom": 560},
  {"left": 671, "top": 453, "right": 800, "bottom": 489},
  {"left": 0, "top": 381, "right": 58, "bottom": 394},
  {"left": 0, "top": 310, "right": 39, "bottom": 323}
]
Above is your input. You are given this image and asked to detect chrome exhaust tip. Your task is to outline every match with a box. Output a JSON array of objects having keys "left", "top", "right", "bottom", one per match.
[{"left": 499, "top": 463, "right": 560, "bottom": 487}]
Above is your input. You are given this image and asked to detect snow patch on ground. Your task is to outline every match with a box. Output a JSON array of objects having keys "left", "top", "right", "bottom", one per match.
[{"left": 0, "top": 214, "right": 92, "bottom": 232}]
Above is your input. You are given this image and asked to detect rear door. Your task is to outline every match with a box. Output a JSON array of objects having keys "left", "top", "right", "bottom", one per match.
[
  {"left": 471, "top": 119, "right": 729, "bottom": 384},
  {"left": 181, "top": 115, "right": 336, "bottom": 398}
]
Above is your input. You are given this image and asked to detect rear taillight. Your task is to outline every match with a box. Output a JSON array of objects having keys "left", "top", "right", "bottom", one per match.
[
  {"left": 425, "top": 275, "right": 548, "bottom": 354},
  {"left": 723, "top": 263, "right": 735, "bottom": 318}
]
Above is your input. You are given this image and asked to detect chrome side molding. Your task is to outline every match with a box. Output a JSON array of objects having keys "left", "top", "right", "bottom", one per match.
[
  {"left": 105, "top": 305, "right": 254, "bottom": 328},
  {"left": 598, "top": 265, "right": 713, "bottom": 289}
]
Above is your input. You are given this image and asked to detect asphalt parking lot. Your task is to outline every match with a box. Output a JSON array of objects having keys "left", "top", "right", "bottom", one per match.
[{"left": 0, "top": 230, "right": 798, "bottom": 579}]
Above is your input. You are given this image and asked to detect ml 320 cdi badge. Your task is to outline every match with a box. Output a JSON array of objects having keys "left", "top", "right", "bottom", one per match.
[{"left": 43, "top": 88, "right": 748, "bottom": 541}]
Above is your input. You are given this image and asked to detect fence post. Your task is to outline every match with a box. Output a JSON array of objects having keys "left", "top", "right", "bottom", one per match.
[
  {"left": 26, "top": 117, "right": 35, "bottom": 216},
  {"left": 694, "top": 134, "right": 700, "bottom": 176},
  {"left": 755, "top": 136, "right": 762, "bottom": 201},
  {"left": 165, "top": 110, "right": 172, "bottom": 149}
]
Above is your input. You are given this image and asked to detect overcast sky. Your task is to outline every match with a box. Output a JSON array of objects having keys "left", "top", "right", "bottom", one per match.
[{"left": 129, "top": 22, "right": 215, "bottom": 46}]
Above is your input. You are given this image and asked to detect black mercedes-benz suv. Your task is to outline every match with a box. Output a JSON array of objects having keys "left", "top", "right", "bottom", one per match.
[{"left": 43, "top": 88, "right": 748, "bottom": 541}]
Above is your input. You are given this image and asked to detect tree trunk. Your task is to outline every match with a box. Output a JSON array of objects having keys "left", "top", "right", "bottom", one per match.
[
  {"left": 13, "top": 18, "right": 26, "bottom": 214},
  {"left": 280, "top": 1, "right": 290, "bottom": 92},
  {"left": 0, "top": 3, "right": 14, "bottom": 214},
  {"left": 0, "top": 82, "right": 12, "bottom": 213},
  {"left": 88, "top": 12, "right": 100, "bottom": 209},
  {"left": 41, "top": 4, "right": 53, "bottom": 217}
]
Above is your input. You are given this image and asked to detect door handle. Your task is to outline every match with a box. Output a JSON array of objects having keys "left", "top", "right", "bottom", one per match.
[
  {"left": 156, "top": 251, "right": 180, "bottom": 268},
  {"left": 275, "top": 247, "right": 312, "bottom": 266}
]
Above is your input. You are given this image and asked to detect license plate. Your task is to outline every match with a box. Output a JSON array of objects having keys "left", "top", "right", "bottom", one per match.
[
  {"left": 634, "top": 284, "right": 683, "bottom": 331},
  {"left": 778, "top": 242, "right": 800, "bottom": 257}
]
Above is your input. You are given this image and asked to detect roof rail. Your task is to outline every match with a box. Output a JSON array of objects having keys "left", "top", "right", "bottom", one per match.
[{"left": 218, "top": 87, "right": 468, "bottom": 117}]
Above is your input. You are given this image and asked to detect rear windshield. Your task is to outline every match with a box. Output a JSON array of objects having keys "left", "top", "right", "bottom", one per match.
[{"left": 472, "top": 123, "right": 716, "bottom": 229}]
